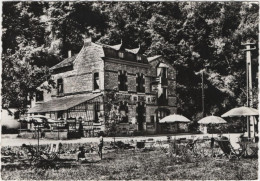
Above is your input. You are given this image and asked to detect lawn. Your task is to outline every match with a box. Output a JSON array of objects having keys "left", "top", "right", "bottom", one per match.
[{"left": 1, "top": 148, "right": 258, "bottom": 180}]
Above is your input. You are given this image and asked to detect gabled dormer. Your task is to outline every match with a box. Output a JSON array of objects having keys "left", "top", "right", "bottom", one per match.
[{"left": 102, "top": 41, "right": 148, "bottom": 64}]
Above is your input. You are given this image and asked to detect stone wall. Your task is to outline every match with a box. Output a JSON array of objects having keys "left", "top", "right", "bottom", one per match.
[{"left": 104, "top": 60, "right": 148, "bottom": 92}]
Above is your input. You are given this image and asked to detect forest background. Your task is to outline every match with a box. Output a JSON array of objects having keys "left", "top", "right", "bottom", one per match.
[{"left": 2, "top": 2, "right": 259, "bottom": 127}]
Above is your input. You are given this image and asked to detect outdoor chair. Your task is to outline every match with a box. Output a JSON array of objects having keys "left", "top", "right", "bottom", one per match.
[
  {"left": 248, "top": 143, "right": 258, "bottom": 157},
  {"left": 216, "top": 140, "right": 244, "bottom": 159},
  {"left": 144, "top": 139, "right": 155, "bottom": 151},
  {"left": 40, "top": 143, "right": 61, "bottom": 161}
]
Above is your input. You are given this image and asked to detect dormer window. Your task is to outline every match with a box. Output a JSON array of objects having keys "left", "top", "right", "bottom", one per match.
[
  {"left": 137, "top": 55, "right": 142, "bottom": 62},
  {"left": 57, "top": 78, "right": 63, "bottom": 95},
  {"left": 93, "top": 72, "right": 99, "bottom": 90},
  {"left": 118, "top": 52, "right": 124, "bottom": 59}
]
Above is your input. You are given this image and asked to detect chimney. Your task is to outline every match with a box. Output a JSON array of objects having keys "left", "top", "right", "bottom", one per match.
[
  {"left": 84, "top": 37, "right": 92, "bottom": 46},
  {"left": 68, "top": 50, "right": 71, "bottom": 58}
]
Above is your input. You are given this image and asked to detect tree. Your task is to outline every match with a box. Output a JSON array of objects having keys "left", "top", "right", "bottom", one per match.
[
  {"left": 2, "top": 1, "right": 259, "bottom": 121},
  {"left": 2, "top": 49, "right": 54, "bottom": 114}
]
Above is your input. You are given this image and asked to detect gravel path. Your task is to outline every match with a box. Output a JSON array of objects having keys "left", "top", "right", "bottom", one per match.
[{"left": 1, "top": 133, "right": 241, "bottom": 148}]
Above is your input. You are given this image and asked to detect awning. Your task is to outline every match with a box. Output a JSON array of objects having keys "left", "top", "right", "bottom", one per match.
[{"left": 28, "top": 93, "right": 102, "bottom": 113}]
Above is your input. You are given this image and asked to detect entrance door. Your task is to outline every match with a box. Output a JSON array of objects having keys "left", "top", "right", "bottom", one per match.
[{"left": 136, "top": 102, "right": 146, "bottom": 131}]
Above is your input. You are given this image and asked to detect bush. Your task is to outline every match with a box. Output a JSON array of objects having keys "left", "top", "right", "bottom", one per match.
[
  {"left": 97, "top": 131, "right": 106, "bottom": 137},
  {"left": 188, "top": 121, "right": 199, "bottom": 133}
]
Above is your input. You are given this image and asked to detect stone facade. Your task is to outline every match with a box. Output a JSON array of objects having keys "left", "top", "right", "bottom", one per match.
[{"left": 29, "top": 38, "right": 178, "bottom": 135}]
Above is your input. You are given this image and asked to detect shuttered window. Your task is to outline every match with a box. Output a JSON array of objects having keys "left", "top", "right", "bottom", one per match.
[
  {"left": 136, "top": 73, "right": 145, "bottom": 93},
  {"left": 118, "top": 70, "right": 128, "bottom": 91}
]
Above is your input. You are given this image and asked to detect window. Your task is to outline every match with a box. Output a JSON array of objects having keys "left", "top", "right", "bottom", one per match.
[
  {"left": 137, "top": 55, "right": 142, "bottom": 62},
  {"left": 14, "top": 111, "right": 20, "bottom": 119},
  {"left": 93, "top": 72, "right": 99, "bottom": 90},
  {"left": 119, "top": 102, "right": 128, "bottom": 123},
  {"left": 158, "top": 87, "right": 168, "bottom": 105},
  {"left": 136, "top": 102, "right": 146, "bottom": 131},
  {"left": 57, "top": 111, "right": 63, "bottom": 119},
  {"left": 157, "top": 109, "right": 170, "bottom": 120},
  {"left": 136, "top": 73, "right": 145, "bottom": 93},
  {"left": 150, "top": 115, "right": 155, "bottom": 124},
  {"left": 94, "top": 102, "right": 100, "bottom": 123},
  {"left": 162, "top": 68, "right": 167, "bottom": 79},
  {"left": 118, "top": 52, "right": 124, "bottom": 59},
  {"left": 157, "top": 63, "right": 168, "bottom": 86},
  {"left": 36, "top": 91, "right": 44, "bottom": 102},
  {"left": 57, "top": 78, "right": 63, "bottom": 95},
  {"left": 118, "top": 70, "right": 128, "bottom": 91}
]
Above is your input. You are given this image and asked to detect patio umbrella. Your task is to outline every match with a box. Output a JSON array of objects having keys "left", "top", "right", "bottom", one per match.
[
  {"left": 159, "top": 114, "right": 191, "bottom": 123},
  {"left": 221, "top": 106, "right": 259, "bottom": 117},
  {"left": 198, "top": 116, "right": 227, "bottom": 136},
  {"left": 198, "top": 116, "right": 227, "bottom": 124}
]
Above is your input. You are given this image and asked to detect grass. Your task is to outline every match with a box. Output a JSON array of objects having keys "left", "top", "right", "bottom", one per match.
[{"left": 1, "top": 148, "right": 258, "bottom": 180}]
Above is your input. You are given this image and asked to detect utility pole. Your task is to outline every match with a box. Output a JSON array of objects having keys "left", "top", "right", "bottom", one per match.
[
  {"left": 202, "top": 70, "right": 205, "bottom": 118},
  {"left": 242, "top": 41, "right": 256, "bottom": 139},
  {"left": 196, "top": 69, "right": 206, "bottom": 118}
]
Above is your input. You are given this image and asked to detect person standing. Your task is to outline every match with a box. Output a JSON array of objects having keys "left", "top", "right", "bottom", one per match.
[{"left": 98, "top": 136, "right": 104, "bottom": 160}]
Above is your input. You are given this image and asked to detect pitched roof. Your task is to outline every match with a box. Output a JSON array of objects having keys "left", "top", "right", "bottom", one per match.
[
  {"left": 147, "top": 55, "right": 162, "bottom": 62},
  {"left": 51, "top": 54, "right": 78, "bottom": 70},
  {"left": 28, "top": 93, "right": 102, "bottom": 113}
]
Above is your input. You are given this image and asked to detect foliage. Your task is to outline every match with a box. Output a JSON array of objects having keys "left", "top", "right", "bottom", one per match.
[
  {"left": 104, "top": 89, "right": 119, "bottom": 136},
  {"left": 1, "top": 145, "right": 258, "bottom": 180},
  {"left": 2, "top": 2, "right": 259, "bottom": 119},
  {"left": 2, "top": 49, "right": 54, "bottom": 113}
]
